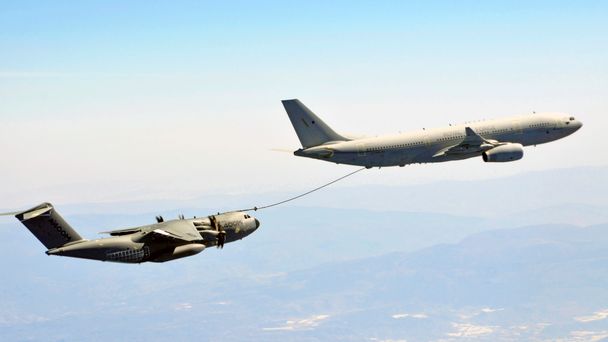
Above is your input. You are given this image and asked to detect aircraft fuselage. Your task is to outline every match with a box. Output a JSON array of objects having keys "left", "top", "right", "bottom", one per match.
[{"left": 294, "top": 113, "right": 582, "bottom": 167}]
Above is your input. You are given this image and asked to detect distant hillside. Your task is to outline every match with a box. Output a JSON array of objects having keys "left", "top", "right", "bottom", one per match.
[
  {"left": 0, "top": 166, "right": 604, "bottom": 341},
  {"left": 197, "top": 223, "right": 608, "bottom": 341},
  {"left": 286, "top": 165, "right": 608, "bottom": 218},
  {"left": 1, "top": 223, "right": 606, "bottom": 341}
]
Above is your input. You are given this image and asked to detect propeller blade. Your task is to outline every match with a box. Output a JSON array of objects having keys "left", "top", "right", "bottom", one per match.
[
  {"left": 216, "top": 220, "right": 226, "bottom": 248},
  {"left": 217, "top": 231, "right": 226, "bottom": 249}
]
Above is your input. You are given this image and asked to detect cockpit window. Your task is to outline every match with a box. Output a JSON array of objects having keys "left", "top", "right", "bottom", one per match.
[{"left": 570, "top": 116, "right": 575, "bottom": 121}]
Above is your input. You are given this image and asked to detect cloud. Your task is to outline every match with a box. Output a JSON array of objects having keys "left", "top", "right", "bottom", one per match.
[
  {"left": 446, "top": 323, "right": 495, "bottom": 338},
  {"left": 574, "top": 309, "right": 608, "bottom": 323},
  {"left": 458, "top": 307, "right": 504, "bottom": 320},
  {"left": 174, "top": 303, "right": 193, "bottom": 311},
  {"left": 262, "top": 314, "right": 329, "bottom": 331},
  {"left": 0, "top": 313, "right": 50, "bottom": 326},
  {"left": 560, "top": 330, "right": 608, "bottom": 342},
  {"left": 391, "top": 313, "right": 428, "bottom": 319}
]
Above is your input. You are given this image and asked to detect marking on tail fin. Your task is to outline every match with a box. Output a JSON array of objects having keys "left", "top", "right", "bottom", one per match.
[{"left": 48, "top": 217, "right": 73, "bottom": 241}]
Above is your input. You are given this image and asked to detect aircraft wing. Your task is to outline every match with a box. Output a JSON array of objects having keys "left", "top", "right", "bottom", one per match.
[
  {"left": 101, "top": 227, "right": 145, "bottom": 236},
  {"left": 102, "top": 221, "right": 203, "bottom": 242},
  {"left": 433, "top": 127, "right": 500, "bottom": 157},
  {"left": 147, "top": 221, "right": 203, "bottom": 242}
]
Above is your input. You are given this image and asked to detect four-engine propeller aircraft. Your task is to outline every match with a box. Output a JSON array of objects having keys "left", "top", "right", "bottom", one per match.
[
  {"left": 14, "top": 203, "right": 260, "bottom": 263},
  {"left": 282, "top": 99, "right": 583, "bottom": 167}
]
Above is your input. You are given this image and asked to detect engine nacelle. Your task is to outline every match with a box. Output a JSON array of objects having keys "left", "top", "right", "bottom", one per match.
[
  {"left": 200, "top": 230, "right": 220, "bottom": 241},
  {"left": 482, "top": 143, "right": 524, "bottom": 162},
  {"left": 150, "top": 243, "right": 205, "bottom": 262}
]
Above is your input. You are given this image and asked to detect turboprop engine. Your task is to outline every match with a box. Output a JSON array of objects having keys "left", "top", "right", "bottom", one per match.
[{"left": 482, "top": 143, "right": 524, "bottom": 162}]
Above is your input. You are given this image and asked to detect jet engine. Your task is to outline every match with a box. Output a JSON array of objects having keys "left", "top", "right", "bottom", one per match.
[{"left": 482, "top": 143, "right": 524, "bottom": 162}]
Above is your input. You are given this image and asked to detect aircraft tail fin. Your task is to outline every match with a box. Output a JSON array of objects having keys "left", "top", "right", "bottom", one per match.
[
  {"left": 281, "top": 99, "right": 348, "bottom": 148},
  {"left": 15, "top": 203, "right": 84, "bottom": 250}
]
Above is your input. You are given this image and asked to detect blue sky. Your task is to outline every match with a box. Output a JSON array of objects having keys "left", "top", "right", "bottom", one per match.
[{"left": 0, "top": 1, "right": 606, "bottom": 208}]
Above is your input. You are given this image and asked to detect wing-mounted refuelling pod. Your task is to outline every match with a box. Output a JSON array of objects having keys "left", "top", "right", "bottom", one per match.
[{"left": 15, "top": 202, "right": 84, "bottom": 249}]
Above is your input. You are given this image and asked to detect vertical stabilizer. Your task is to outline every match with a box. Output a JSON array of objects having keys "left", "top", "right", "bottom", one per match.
[
  {"left": 15, "top": 203, "right": 84, "bottom": 249},
  {"left": 282, "top": 99, "right": 347, "bottom": 148}
]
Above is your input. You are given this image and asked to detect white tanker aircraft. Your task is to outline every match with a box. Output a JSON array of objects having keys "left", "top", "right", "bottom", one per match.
[{"left": 282, "top": 99, "right": 582, "bottom": 167}]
